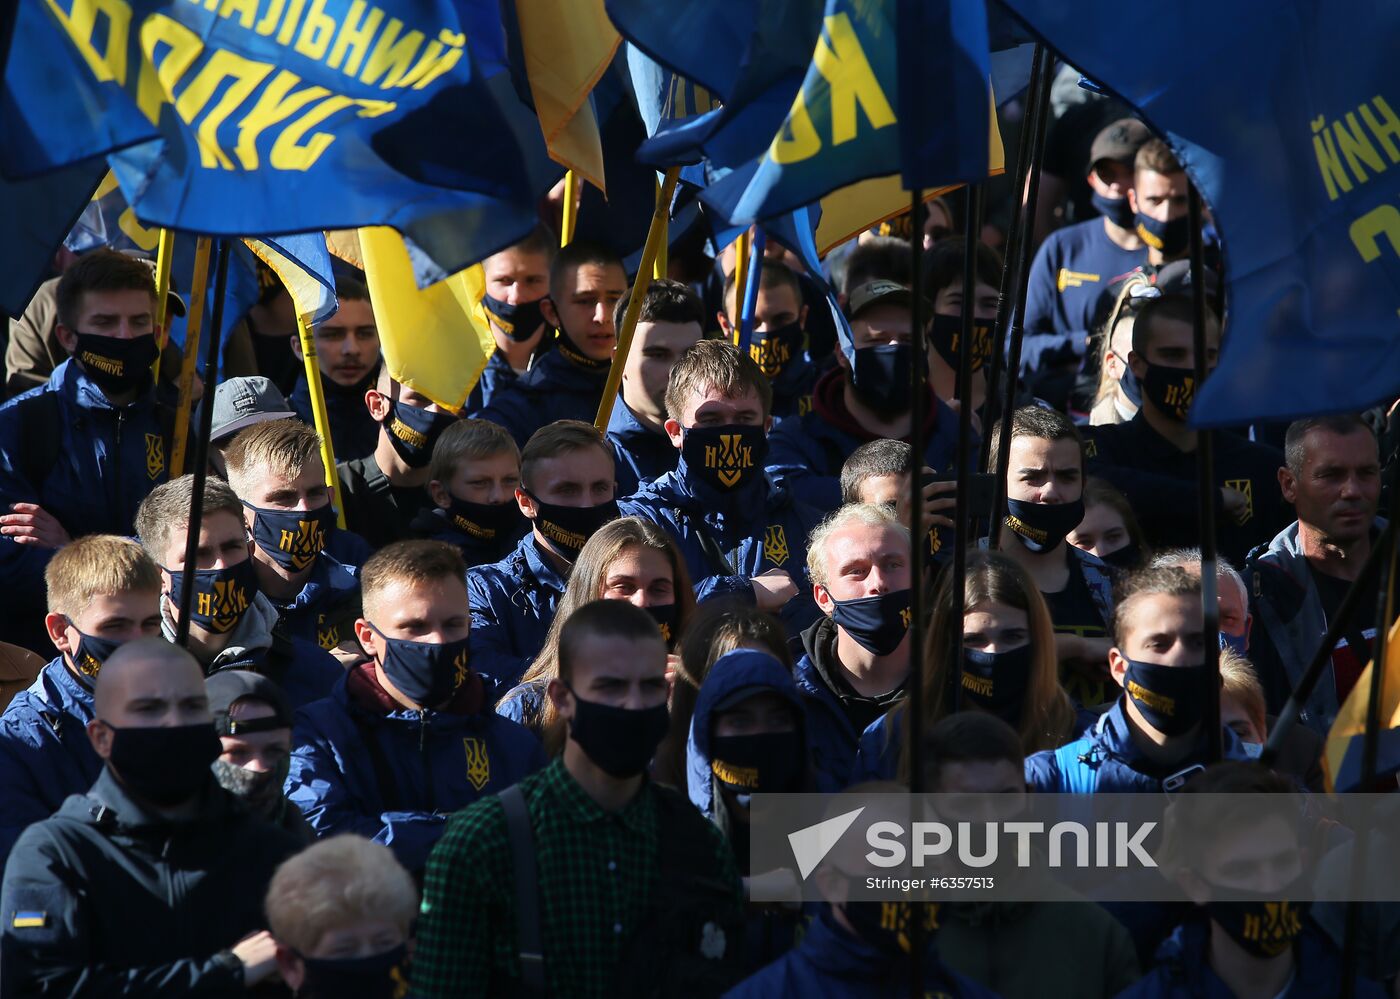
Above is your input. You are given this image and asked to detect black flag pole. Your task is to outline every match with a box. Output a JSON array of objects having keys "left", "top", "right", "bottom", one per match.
[
  {"left": 1186, "top": 186, "right": 1222, "bottom": 762},
  {"left": 948, "top": 185, "right": 983, "bottom": 713},
  {"left": 906, "top": 185, "right": 927, "bottom": 999},
  {"left": 988, "top": 51, "right": 1055, "bottom": 542},
  {"left": 979, "top": 43, "right": 1045, "bottom": 474},
  {"left": 174, "top": 239, "right": 230, "bottom": 649}
]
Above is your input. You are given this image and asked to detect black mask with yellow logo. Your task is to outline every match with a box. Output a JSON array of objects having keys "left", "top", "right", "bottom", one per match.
[
  {"left": 928, "top": 313, "right": 993, "bottom": 373},
  {"left": 1205, "top": 882, "right": 1310, "bottom": 959},
  {"left": 383, "top": 399, "right": 456, "bottom": 468},
  {"left": 74, "top": 332, "right": 159, "bottom": 397},
  {"left": 64, "top": 622, "right": 120, "bottom": 688},
  {"left": 1141, "top": 362, "right": 1196, "bottom": 422},
  {"left": 681, "top": 424, "right": 768, "bottom": 495},
  {"left": 747, "top": 322, "right": 805, "bottom": 380},
  {"left": 244, "top": 502, "right": 334, "bottom": 573},
  {"left": 167, "top": 560, "right": 259, "bottom": 635}
]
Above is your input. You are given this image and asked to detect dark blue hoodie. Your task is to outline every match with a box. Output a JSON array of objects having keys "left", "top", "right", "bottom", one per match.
[
  {"left": 605, "top": 396, "right": 678, "bottom": 498},
  {"left": 476, "top": 336, "right": 610, "bottom": 447}
]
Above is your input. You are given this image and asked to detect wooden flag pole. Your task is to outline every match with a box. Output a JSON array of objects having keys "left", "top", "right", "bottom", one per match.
[
  {"left": 296, "top": 315, "right": 347, "bottom": 529},
  {"left": 168, "top": 237, "right": 212, "bottom": 478},
  {"left": 594, "top": 167, "right": 681, "bottom": 431}
]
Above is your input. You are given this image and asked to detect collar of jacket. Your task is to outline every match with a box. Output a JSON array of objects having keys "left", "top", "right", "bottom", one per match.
[
  {"left": 39, "top": 655, "right": 97, "bottom": 716},
  {"left": 797, "top": 615, "right": 905, "bottom": 710},
  {"left": 1154, "top": 918, "right": 1343, "bottom": 996},
  {"left": 342, "top": 659, "right": 484, "bottom": 719},
  {"left": 520, "top": 335, "right": 611, "bottom": 391},
  {"left": 1095, "top": 698, "right": 1248, "bottom": 776},
  {"left": 159, "top": 590, "right": 279, "bottom": 669},
  {"left": 639, "top": 467, "right": 781, "bottom": 541},
  {"left": 57, "top": 356, "right": 156, "bottom": 413},
  {"left": 607, "top": 395, "right": 672, "bottom": 452},
  {"left": 79, "top": 765, "right": 231, "bottom": 833},
  {"left": 266, "top": 552, "right": 357, "bottom": 613},
  {"left": 521, "top": 534, "right": 570, "bottom": 594}
]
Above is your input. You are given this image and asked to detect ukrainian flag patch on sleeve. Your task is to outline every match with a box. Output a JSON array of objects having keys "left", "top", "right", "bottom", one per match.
[{"left": 12, "top": 910, "right": 47, "bottom": 929}]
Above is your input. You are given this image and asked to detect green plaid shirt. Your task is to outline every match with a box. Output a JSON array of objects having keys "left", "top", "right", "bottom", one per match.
[{"left": 410, "top": 758, "right": 738, "bottom": 998}]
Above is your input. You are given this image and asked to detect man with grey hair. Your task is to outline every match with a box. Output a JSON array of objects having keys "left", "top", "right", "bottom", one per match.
[
  {"left": 0, "top": 638, "right": 299, "bottom": 994},
  {"left": 1149, "top": 548, "right": 1253, "bottom": 656},
  {"left": 794, "top": 503, "right": 913, "bottom": 787}
]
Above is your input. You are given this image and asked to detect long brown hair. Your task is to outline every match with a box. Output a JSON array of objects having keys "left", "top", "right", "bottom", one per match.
[
  {"left": 527, "top": 517, "right": 695, "bottom": 755},
  {"left": 894, "top": 552, "right": 1075, "bottom": 780}
]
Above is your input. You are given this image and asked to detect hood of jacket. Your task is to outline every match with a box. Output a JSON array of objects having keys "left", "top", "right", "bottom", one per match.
[
  {"left": 686, "top": 649, "right": 811, "bottom": 818},
  {"left": 160, "top": 589, "right": 280, "bottom": 670}
]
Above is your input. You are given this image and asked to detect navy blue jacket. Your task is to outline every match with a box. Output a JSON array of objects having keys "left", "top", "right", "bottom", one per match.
[
  {"left": 0, "top": 769, "right": 299, "bottom": 997},
  {"left": 0, "top": 658, "right": 101, "bottom": 866},
  {"left": 1024, "top": 699, "right": 1251, "bottom": 794},
  {"left": 325, "top": 524, "right": 373, "bottom": 566},
  {"left": 725, "top": 906, "right": 1001, "bottom": 998},
  {"left": 0, "top": 361, "right": 174, "bottom": 650},
  {"left": 466, "top": 533, "right": 570, "bottom": 692},
  {"left": 606, "top": 397, "right": 678, "bottom": 498},
  {"left": 766, "top": 353, "right": 817, "bottom": 423},
  {"left": 289, "top": 364, "right": 380, "bottom": 462},
  {"left": 620, "top": 468, "right": 824, "bottom": 639},
  {"left": 409, "top": 503, "right": 528, "bottom": 570},
  {"left": 1117, "top": 918, "right": 1385, "bottom": 999},
  {"left": 766, "top": 368, "right": 971, "bottom": 512},
  {"left": 286, "top": 664, "right": 547, "bottom": 872},
  {"left": 265, "top": 551, "right": 361, "bottom": 652},
  {"left": 463, "top": 351, "right": 520, "bottom": 416},
  {"left": 476, "top": 339, "right": 610, "bottom": 447}
]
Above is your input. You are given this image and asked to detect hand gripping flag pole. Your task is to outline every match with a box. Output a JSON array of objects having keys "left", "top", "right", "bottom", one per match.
[{"left": 168, "top": 237, "right": 212, "bottom": 478}]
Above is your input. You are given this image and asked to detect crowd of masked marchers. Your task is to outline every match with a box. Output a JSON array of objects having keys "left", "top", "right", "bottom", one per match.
[{"left": 0, "top": 98, "right": 1395, "bottom": 998}]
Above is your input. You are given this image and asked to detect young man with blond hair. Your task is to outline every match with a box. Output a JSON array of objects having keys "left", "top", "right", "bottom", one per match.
[
  {"left": 135, "top": 474, "right": 341, "bottom": 708},
  {"left": 0, "top": 535, "right": 163, "bottom": 864},
  {"left": 224, "top": 418, "right": 363, "bottom": 654},
  {"left": 413, "top": 418, "right": 527, "bottom": 568},
  {"left": 287, "top": 540, "right": 544, "bottom": 873}
]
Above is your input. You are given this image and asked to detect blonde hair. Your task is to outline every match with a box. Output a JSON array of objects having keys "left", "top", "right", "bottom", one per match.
[
  {"left": 893, "top": 552, "right": 1076, "bottom": 774},
  {"left": 806, "top": 503, "right": 908, "bottom": 589},
  {"left": 1219, "top": 647, "right": 1266, "bottom": 740},
  {"left": 1091, "top": 273, "right": 1152, "bottom": 410},
  {"left": 429, "top": 418, "right": 519, "bottom": 486},
  {"left": 264, "top": 835, "right": 418, "bottom": 955},
  {"left": 45, "top": 535, "right": 161, "bottom": 618},
  {"left": 519, "top": 420, "right": 610, "bottom": 492},
  {"left": 222, "top": 418, "right": 324, "bottom": 500},
  {"left": 134, "top": 475, "right": 243, "bottom": 565}
]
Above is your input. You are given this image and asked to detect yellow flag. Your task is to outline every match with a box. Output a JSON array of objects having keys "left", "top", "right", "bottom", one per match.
[
  {"left": 515, "top": 0, "right": 619, "bottom": 191},
  {"left": 358, "top": 227, "right": 494, "bottom": 412},
  {"left": 1324, "top": 616, "right": 1400, "bottom": 793}
]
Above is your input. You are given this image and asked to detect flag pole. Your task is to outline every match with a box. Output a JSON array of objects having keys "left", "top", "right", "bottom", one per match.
[
  {"left": 561, "top": 171, "right": 579, "bottom": 247},
  {"left": 949, "top": 186, "right": 983, "bottom": 714},
  {"left": 737, "top": 229, "right": 766, "bottom": 354},
  {"left": 653, "top": 177, "right": 668, "bottom": 280},
  {"left": 594, "top": 167, "right": 681, "bottom": 431},
  {"left": 150, "top": 227, "right": 177, "bottom": 387},
  {"left": 906, "top": 186, "right": 927, "bottom": 999},
  {"left": 988, "top": 50, "right": 1054, "bottom": 543},
  {"left": 168, "top": 237, "right": 212, "bottom": 477},
  {"left": 732, "top": 230, "right": 751, "bottom": 346},
  {"left": 175, "top": 239, "right": 230, "bottom": 649},
  {"left": 979, "top": 44, "right": 1045, "bottom": 474},
  {"left": 296, "top": 316, "right": 347, "bottom": 530}
]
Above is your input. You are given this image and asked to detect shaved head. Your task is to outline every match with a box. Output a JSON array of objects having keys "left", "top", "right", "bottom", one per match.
[{"left": 92, "top": 638, "right": 208, "bottom": 723}]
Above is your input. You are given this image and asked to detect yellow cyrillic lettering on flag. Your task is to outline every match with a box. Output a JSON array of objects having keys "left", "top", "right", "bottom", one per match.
[
  {"left": 358, "top": 227, "right": 493, "bottom": 412},
  {"left": 514, "top": 0, "right": 618, "bottom": 192}
]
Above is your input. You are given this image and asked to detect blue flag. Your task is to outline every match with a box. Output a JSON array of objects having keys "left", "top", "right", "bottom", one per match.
[
  {"left": 896, "top": 0, "right": 990, "bottom": 189},
  {"left": 999, "top": 0, "right": 1400, "bottom": 427},
  {"left": 7, "top": 0, "right": 554, "bottom": 282},
  {"left": 244, "top": 234, "right": 339, "bottom": 327},
  {"left": 0, "top": 160, "right": 106, "bottom": 318}
]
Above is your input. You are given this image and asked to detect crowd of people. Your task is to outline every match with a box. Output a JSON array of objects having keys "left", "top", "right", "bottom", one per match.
[{"left": 0, "top": 83, "right": 1395, "bottom": 998}]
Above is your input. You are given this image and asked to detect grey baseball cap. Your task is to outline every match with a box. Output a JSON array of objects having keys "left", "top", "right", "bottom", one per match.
[
  {"left": 208, "top": 376, "right": 297, "bottom": 443},
  {"left": 847, "top": 279, "right": 927, "bottom": 320}
]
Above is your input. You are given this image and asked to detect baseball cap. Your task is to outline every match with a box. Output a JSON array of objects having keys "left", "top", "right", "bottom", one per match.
[
  {"left": 847, "top": 280, "right": 927, "bottom": 320},
  {"left": 207, "top": 376, "right": 297, "bottom": 444},
  {"left": 206, "top": 670, "right": 294, "bottom": 736},
  {"left": 1088, "top": 118, "right": 1153, "bottom": 171}
]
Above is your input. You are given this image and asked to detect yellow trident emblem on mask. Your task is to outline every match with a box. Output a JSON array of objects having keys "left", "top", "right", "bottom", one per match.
[
  {"left": 750, "top": 336, "right": 793, "bottom": 378},
  {"left": 463, "top": 736, "right": 490, "bottom": 790},
  {"left": 704, "top": 433, "right": 755, "bottom": 488},
  {"left": 277, "top": 518, "right": 326, "bottom": 572},
  {"left": 198, "top": 578, "right": 250, "bottom": 634}
]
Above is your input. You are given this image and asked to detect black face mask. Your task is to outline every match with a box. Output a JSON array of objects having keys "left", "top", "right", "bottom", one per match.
[
  {"left": 65, "top": 621, "right": 121, "bottom": 687},
  {"left": 167, "top": 560, "right": 259, "bottom": 635},
  {"left": 850, "top": 344, "right": 917, "bottom": 418},
  {"left": 74, "top": 332, "right": 159, "bottom": 396},
  {"left": 681, "top": 424, "right": 768, "bottom": 494},
  {"left": 842, "top": 894, "right": 940, "bottom": 956},
  {"left": 1122, "top": 658, "right": 1210, "bottom": 736},
  {"left": 245, "top": 502, "right": 335, "bottom": 573},
  {"left": 555, "top": 332, "right": 613, "bottom": 372},
  {"left": 1135, "top": 212, "right": 1190, "bottom": 257},
  {"left": 445, "top": 497, "right": 523, "bottom": 545},
  {"left": 297, "top": 943, "right": 410, "bottom": 999},
  {"left": 525, "top": 491, "right": 619, "bottom": 561},
  {"left": 383, "top": 399, "right": 456, "bottom": 469},
  {"left": 1204, "top": 883, "right": 1311, "bottom": 959},
  {"left": 103, "top": 721, "right": 221, "bottom": 805},
  {"left": 565, "top": 684, "right": 669, "bottom": 778},
  {"left": 961, "top": 645, "right": 1033, "bottom": 722},
  {"left": 1099, "top": 542, "right": 1143, "bottom": 570},
  {"left": 748, "top": 321, "right": 804, "bottom": 379},
  {"left": 645, "top": 603, "right": 678, "bottom": 649},
  {"left": 710, "top": 731, "right": 805, "bottom": 796},
  {"left": 1141, "top": 362, "right": 1196, "bottom": 422},
  {"left": 211, "top": 757, "right": 290, "bottom": 819},
  {"left": 828, "top": 589, "right": 913, "bottom": 656},
  {"left": 1091, "top": 189, "right": 1137, "bottom": 229},
  {"left": 1119, "top": 362, "right": 1144, "bottom": 407},
  {"left": 927, "top": 313, "right": 993, "bottom": 373},
  {"left": 481, "top": 293, "right": 546, "bottom": 343},
  {"left": 368, "top": 625, "right": 472, "bottom": 708},
  {"left": 1004, "top": 497, "right": 1085, "bottom": 554}
]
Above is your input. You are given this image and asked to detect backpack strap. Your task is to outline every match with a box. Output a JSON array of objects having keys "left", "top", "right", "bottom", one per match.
[
  {"left": 499, "top": 784, "right": 546, "bottom": 996},
  {"left": 1053, "top": 738, "right": 1102, "bottom": 795}
]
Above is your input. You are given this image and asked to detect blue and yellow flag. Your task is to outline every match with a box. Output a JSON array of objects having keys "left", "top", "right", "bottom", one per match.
[
  {"left": 243, "top": 235, "right": 339, "bottom": 327},
  {"left": 1325, "top": 618, "right": 1400, "bottom": 793},
  {"left": 0, "top": 160, "right": 106, "bottom": 318},
  {"left": 999, "top": 0, "right": 1400, "bottom": 427}
]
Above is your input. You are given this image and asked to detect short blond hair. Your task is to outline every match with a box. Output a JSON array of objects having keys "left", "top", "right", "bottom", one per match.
[
  {"left": 264, "top": 835, "right": 418, "bottom": 954},
  {"left": 360, "top": 539, "right": 467, "bottom": 622},
  {"left": 1219, "top": 648, "right": 1266, "bottom": 739},
  {"left": 222, "top": 418, "right": 323, "bottom": 500},
  {"left": 429, "top": 418, "right": 519, "bottom": 485},
  {"left": 664, "top": 339, "right": 772, "bottom": 422},
  {"left": 134, "top": 475, "right": 243, "bottom": 565},
  {"left": 519, "top": 420, "right": 610, "bottom": 492},
  {"left": 45, "top": 535, "right": 161, "bottom": 618},
  {"left": 806, "top": 503, "right": 907, "bottom": 589}
]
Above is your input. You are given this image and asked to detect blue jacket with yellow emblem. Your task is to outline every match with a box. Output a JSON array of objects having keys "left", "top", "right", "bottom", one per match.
[
  {"left": 466, "top": 533, "right": 571, "bottom": 691},
  {"left": 725, "top": 905, "right": 1002, "bottom": 998},
  {"left": 0, "top": 360, "right": 176, "bottom": 651},
  {"left": 620, "top": 466, "right": 825, "bottom": 639},
  {"left": 286, "top": 662, "right": 547, "bottom": 873},
  {"left": 605, "top": 396, "right": 678, "bottom": 499},
  {"left": 0, "top": 658, "right": 101, "bottom": 867},
  {"left": 265, "top": 551, "right": 362, "bottom": 652}
]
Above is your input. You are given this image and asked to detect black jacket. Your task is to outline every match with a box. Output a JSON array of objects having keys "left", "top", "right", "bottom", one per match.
[
  {"left": 336, "top": 454, "right": 433, "bottom": 551},
  {"left": 0, "top": 768, "right": 300, "bottom": 997}
]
